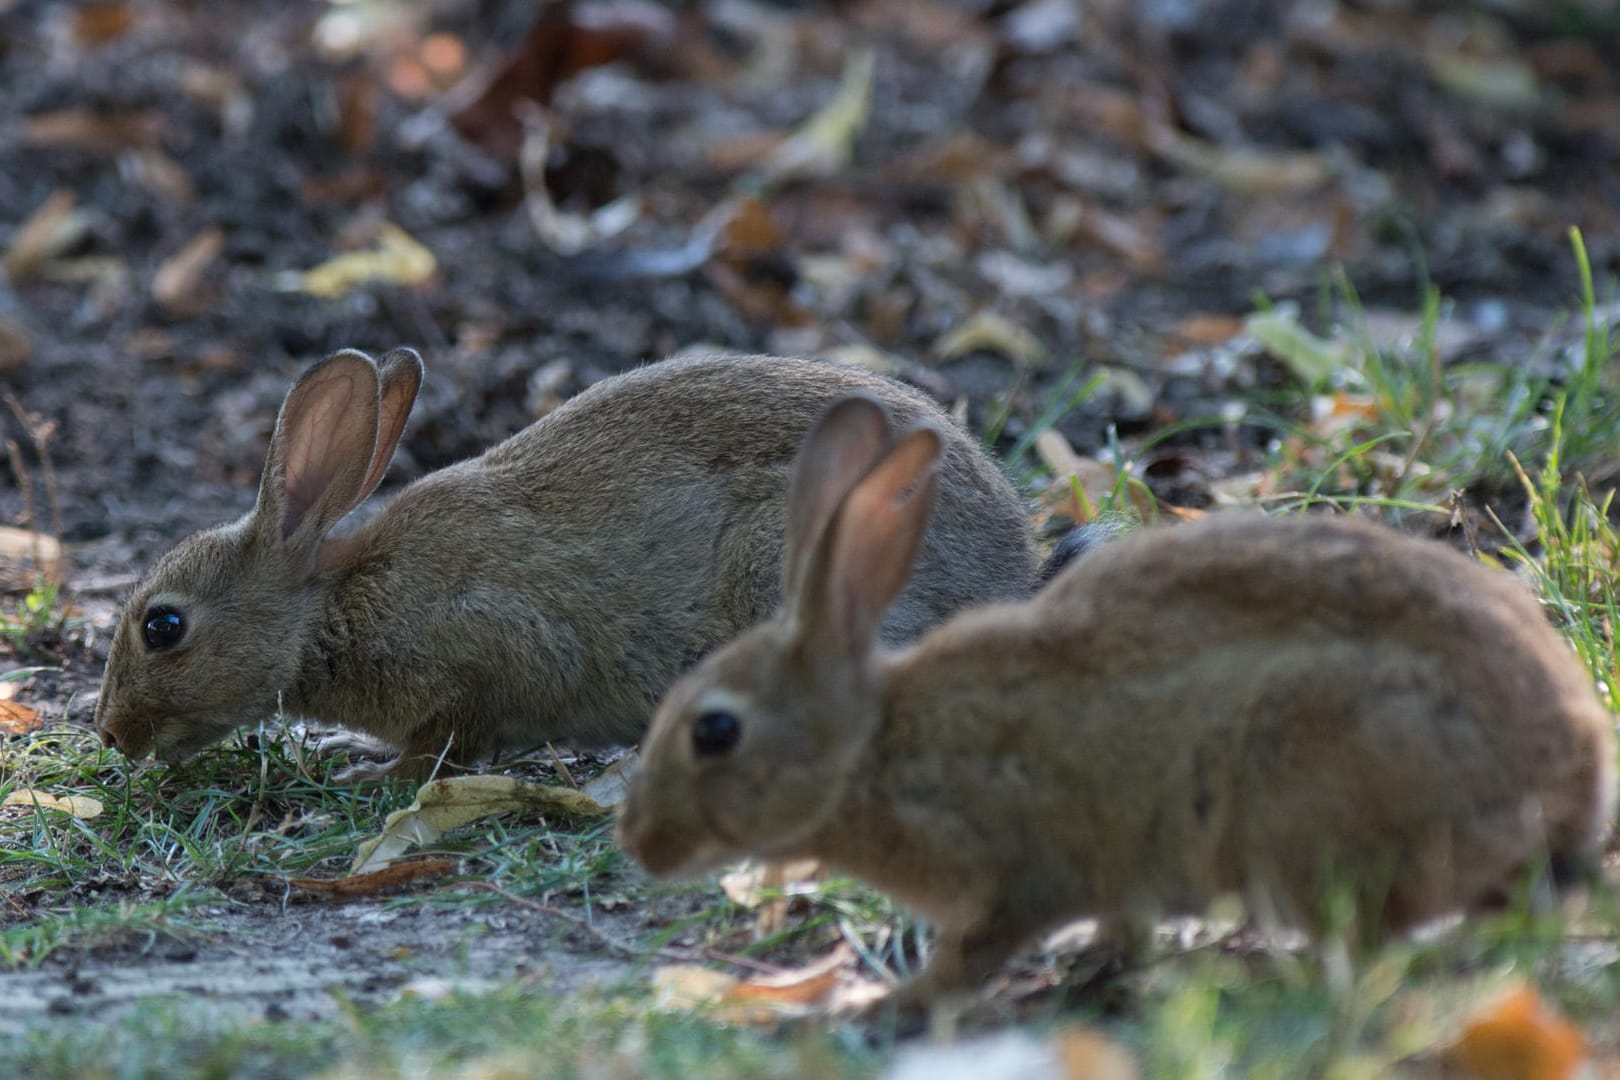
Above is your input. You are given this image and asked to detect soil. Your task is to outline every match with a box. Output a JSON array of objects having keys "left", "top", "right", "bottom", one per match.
[{"left": 1, "top": 0, "right": 1617, "bottom": 1047}]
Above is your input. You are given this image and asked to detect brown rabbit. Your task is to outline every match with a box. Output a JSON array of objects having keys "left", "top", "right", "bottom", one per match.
[
  {"left": 618, "top": 397, "right": 1617, "bottom": 1005},
  {"left": 95, "top": 350, "right": 1037, "bottom": 780}
]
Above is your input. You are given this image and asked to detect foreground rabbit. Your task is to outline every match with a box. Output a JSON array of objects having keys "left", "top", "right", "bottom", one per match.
[
  {"left": 619, "top": 396, "right": 1616, "bottom": 1005},
  {"left": 95, "top": 349, "right": 1037, "bottom": 779}
]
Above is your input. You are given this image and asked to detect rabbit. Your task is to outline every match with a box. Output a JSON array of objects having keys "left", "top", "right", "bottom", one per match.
[
  {"left": 94, "top": 349, "right": 1039, "bottom": 781},
  {"left": 617, "top": 396, "right": 1617, "bottom": 1007}
]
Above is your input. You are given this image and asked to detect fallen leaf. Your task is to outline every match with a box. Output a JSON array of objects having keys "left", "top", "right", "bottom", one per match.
[
  {"left": 0, "top": 526, "right": 66, "bottom": 585},
  {"left": 3, "top": 190, "right": 89, "bottom": 284},
  {"left": 0, "top": 700, "right": 42, "bottom": 736},
  {"left": 1169, "top": 313, "right": 1245, "bottom": 351},
  {"left": 1052, "top": 1027, "right": 1140, "bottom": 1080},
  {"left": 1244, "top": 303, "right": 1352, "bottom": 387},
  {"left": 72, "top": 2, "right": 135, "bottom": 46},
  {"left": 289, "top": 858, "right": 456, "bottom": 898},
  {"left": 0, "top": 315, "right": 31, "bottom": 372},
  {"left": 21, "top": 109, "right": 166, "bottom": 153},
  {"left": 449, "top": 0, "right": 677, "bottom": 156},
  {"left": 1449, "top": 986, "right": 1587, "bottom": 1080},
  {"left": 653, "top": 946, "right": 880, "bottom": 1023},
  {"left": 280, "top": 223, "right": 436, "bottom": 300},
  {"left": 1150, "top": 129, "right": 1332, "bottom": 196},
  {"left": 580, "top": 751, "right": 638, "bottom": 807},
  {"left": 1035, "top": 430, "right": 1155, "bottom": 522},
  {"left": 3, "top": 789, "right": 103, "bottom": 819},
  {"left": 152, "top": 226, "right": 225, "bottom": 313},
  {"left": 759, "top": 48, "right": 875, "bottom": 183},
  {"left": 351, "top": 775, "right": 609, "bottom": 874},
  {"left": 936, "top": 310, "right": 1049, "bottom": 368}
]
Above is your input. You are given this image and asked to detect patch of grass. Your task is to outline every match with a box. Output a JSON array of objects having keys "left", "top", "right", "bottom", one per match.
[{"left": 3, "top": 985, "right": 876, "bottom": 1080}]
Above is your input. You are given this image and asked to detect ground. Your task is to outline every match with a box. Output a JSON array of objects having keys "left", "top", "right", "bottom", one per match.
[{"left": 1, "top": 0, "right": 1619, "bottom": 1076}]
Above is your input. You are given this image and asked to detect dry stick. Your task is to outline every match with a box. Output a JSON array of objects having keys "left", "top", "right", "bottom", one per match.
[{"left": 448, "top": 879, "right": 780, "bottom": 974}]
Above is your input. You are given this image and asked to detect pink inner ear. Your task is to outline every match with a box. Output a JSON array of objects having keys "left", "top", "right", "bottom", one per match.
[{"left": 281, "top": 367, "right": 372, "bottom": 538}]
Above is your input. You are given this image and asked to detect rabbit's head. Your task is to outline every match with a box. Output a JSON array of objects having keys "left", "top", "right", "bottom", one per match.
[
  {"left": 619, "top": 395, "right": 944, "bottom": 877},
  {"left": 96, "top": 348, "right": 423, "bottom": 764}
]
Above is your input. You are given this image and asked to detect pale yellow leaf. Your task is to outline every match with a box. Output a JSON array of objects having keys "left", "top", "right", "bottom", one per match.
[
  {"left": 350, "top": 774, "right": 608, "bottom": 873},
  {"left": 3, "top": 790, "right": 104, "bottom": 819}
]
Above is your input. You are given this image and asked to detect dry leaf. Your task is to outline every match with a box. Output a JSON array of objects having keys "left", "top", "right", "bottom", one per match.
[
  {"left": 936, "top": 311, "right": 1049, "bottom": 368},
  {"left": 21, "top": 109, "right": 166, "bottom": 153},
  {"left": 3, "top": 789, "right": 103, "bottom": 819},
  {"left": 281, "top": 223, "right": 436, "bottom": 300},
  {"left": 1034, "top": 430, "right": 1155, "bottom": 522},
  {"left": 289, "top": 857, "right": 456, "bottom": 898},
  {"left": 652, "top": 946, "right": 878, "bottom": 1023},
  {"left": 72, "top": 2, "right": 135, "bottom": 46},
  {"left": 0, "top": 316, "right": 31, "bottom": 373},
  {"left": 1150, "top": 129, "right": 1332, "bottom": 196},
  {"left": 760, "top": 48, "right": 874, "bottom": 183},
  {"left": 153, "top": 226, "right": 225, "bottom": 313},
  {"left": 1052, "top": 1027, "right": 1139, "bottom": 1080},
  {"left": 0, "top": 526, "right": 66, "bottom": 586},
  {"left": 351, "top": 775, "right": 609, "bottom": 874},
  {"left": 1169, "top": 313, "right": 1245, "bottom": 351},
  {"left": 449, "top": 1, "right": 677, "bottom": 156},
  {"left": 1449, "top": 986, "right": 1587, "bottom": 1080},
  {"left": 3, "top": 190, "right": 88, "bottom": 284},
  {"left": 0, "top": 700, "right": 43, "bottom": 736},
  {"left": 580, "top": 751, "right": 638, "bottom": 808}
]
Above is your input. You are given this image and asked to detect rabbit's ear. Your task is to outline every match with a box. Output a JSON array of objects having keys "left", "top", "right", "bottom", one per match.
[
  {"left": 353, "top": 347, "right": 424, "bottom": 503},
  {"left": 783, "top": 395, "right": 892, "bottom": 600},
  {"left": 254, "top": 350, "right": 382, "bottom": 545},
  {"left": 799, "top": 424, "right": 944, "bottom": 652}
]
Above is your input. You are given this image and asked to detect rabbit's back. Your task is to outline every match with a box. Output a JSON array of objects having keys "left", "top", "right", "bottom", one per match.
[
  {"left": 880, "top": 514, "right": 1614, "bottom": 933},
  {"left": 477, "top": 353, "right": 1036, "bottom": 631}
]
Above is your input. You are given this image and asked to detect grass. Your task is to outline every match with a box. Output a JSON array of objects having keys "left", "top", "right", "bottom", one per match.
[{"left": 2, "top": 246, "right": 1618, "bottom": 1077}]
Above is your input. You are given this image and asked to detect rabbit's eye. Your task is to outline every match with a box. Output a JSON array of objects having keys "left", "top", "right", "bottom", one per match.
[
  {"left": 691, "top": 711, "right": 741, "bottom": 756},
  {"left": 141, "top": 607, "right": 186, "bottom": 651}
]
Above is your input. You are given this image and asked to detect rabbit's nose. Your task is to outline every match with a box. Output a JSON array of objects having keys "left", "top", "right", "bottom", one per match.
[{"left": 100, "top": 725, "right": 120, "bottom": 751}]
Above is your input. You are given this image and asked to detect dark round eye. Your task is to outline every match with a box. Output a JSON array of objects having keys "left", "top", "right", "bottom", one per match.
[
  {"left": 141, "top": 607, "right": 186, "bottom": 651},
  {"left": 691, "top": 711, "right": 741, "bottom": 757}
]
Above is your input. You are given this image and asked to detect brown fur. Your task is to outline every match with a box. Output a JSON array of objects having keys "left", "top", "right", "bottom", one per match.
[
  {"left": 619, "top": 418, "right": 1617, "bottom": 1004},
  {"left": 94, "top": 350, "right": 1037, "bottom": 779}
]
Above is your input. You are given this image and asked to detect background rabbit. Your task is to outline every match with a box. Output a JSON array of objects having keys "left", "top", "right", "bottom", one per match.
[
  {"left": 618, "top": 397, "right": 1617, "bottom": 1006},
  {"left": 94, "top": 349, "right": 1038, "bottom": 780}
]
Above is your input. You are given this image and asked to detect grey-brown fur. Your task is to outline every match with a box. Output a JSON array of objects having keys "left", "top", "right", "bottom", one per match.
[
  {"left": 94, "top": 350, "right": 1037, "bottom": 779},
  {"left": 619, "top": 419, "right": 1616, "bottom": 1006}
]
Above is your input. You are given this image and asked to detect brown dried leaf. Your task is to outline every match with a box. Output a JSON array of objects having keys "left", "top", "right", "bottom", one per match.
[
  {"left": 289, "top": 858, "right": 457, "bottom": 899},
  {"left": 0, "top": 700, "right": 43, "bottom": 737},
  {"left": 153, "top": 226, "right": 225, "bottom": 314},
  {"left": 652, "top": 946, "right": 878, "bottom": 1024},
  {"left": 0, "top": 315, "right": 31, "bottom": 373},
  {"left": 3, "top": 191, "right": 87, "bottom": 284},
  {"left": 449, "top": 1, "right": 677, "bottom": 156},
  {"left": 1053, "top": 1027, "right": 1140, "bottom": 1080},
  {"left": 1169, "top": 313, "right": 1245, "bottom": 351},
  {"left": 72, "top": 2, "right": 135, "bottom": 47},
  {"left": 22, "top": 109, "right": 166, "bottom": 153}
]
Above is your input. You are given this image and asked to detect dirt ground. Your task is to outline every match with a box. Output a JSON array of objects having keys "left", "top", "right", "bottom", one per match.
[{"left": 2, "top": 0, "right": 1618, "bottom": 1052}]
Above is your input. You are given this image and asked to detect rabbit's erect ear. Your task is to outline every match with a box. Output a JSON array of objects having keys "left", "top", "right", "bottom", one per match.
[
  {"left": 800, "top": 424, "right": 943, "bottom": 653},
  {"left": 255, "top": 349, "right": 382, "bottom": 545},
  {"left": 783, "top": 395, "right": 892, "bottom": 601},
  {"left": 354, "top": 347, "right": 424, "bottom": 503}
]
